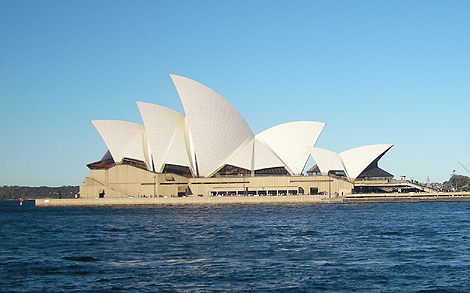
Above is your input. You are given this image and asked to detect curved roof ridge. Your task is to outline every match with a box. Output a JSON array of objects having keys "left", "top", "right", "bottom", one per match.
[
  {"left": 252, "top": 137, "right": 285, "bottom": 171},
  {"left": 307, "top": 146, "right": 345, "bottom": 175},
  {"left": 256, "top": 121, "right": 326, "bottom": 175},
  {"left": 91, "top": 120, "right": 147, "bottom": 166},
  {"left": 170, "top": 74, "right": 254, "bottom": 177},
  {"left": 339, "top": 144, "right": 393, "bottom": 180},
  {"left": 164, "top": 117, "right": 192, "bottom": 169},
  {"left": 224, "top": 137, "right": 255, "bottom": 171},
  {"left": 136, "top": 101, "right": 188, "bottom": 172}
]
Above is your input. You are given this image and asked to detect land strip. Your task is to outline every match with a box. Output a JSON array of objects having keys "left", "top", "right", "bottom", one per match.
[
  {"left": 343, "top": 192, "right": 470, "bottom": 203},
  {"left": 34, "top": 192, "right": 470, "bottom": 207}
]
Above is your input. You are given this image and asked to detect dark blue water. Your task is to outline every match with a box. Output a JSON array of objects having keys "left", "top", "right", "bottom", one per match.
[{"left": 1, "top": 201, "right": 470, "bottom": 292}]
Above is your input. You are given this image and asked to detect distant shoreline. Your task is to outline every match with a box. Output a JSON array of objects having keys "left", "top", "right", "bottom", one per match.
[
  {"left": 0, "top": 185, "right": 79, "bottom": 201},
  {"left": 34, "top": 192, "right": 470, "bottom": 207}
]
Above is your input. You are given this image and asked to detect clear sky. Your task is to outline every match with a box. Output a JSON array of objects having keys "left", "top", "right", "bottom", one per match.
[{"left": 1, "top": 0, "right": 470, "bottom": 186}]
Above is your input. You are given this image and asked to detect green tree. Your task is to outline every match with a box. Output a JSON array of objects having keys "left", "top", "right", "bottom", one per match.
[
  {"left": 443, "top": 174, "right": 470, "bottom": 192},
  {"left": 0, "top": 186, "right": 79, "bottom": 200}
]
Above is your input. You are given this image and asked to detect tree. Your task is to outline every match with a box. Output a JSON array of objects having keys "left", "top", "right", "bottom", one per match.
[
  {"left": 443, "top": 174, "right": 470, "bottom": 192},
  {"left": 0, "top": 186, "right": 79, "bottom": 200}
]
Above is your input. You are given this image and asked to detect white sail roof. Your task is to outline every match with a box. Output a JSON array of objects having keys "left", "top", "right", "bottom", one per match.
[
  {"left": 256, "top": 121, "right": 325, "bottom": 175},
  {"left": 339, "top": 144, "right": 393, "bottom": 180},
  {"left": 307, "top": 146, "right": 345, "bottom": 175},
  {"left": 91, "top": 120, "right": 147, "bottom": 165},
  {"left": 309, "top": 144, "right": 393, "bottom": 180},
  {"left": 89, "top": 74, "right": 393, "bottom": 180},
  {"left": 252, "top": 138, "right": 285, "bottom": 171},
  {"left": 170, "top": 74, "right": 254, "bottom": 177},
  {"left": 136, "top": 102, "right": 190, "bottom": 172},
  {"left": 164, "top": 117, "right": 192, "bottom": 168},
  {"left": 225, "top": 138, "right": 254, "bottom": 171}
]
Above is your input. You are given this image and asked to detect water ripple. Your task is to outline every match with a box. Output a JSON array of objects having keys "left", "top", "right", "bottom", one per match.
[{"left": 1, "top": 202, "right": 470, "bottom": 291}]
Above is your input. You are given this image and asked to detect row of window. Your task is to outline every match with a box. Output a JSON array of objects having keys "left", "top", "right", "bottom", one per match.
[
  {"left": 211, "top": 187, "right": 320, "bottom": 196},
  {"left": 211, "top": 190, "right": 297, "bottom": 196}
]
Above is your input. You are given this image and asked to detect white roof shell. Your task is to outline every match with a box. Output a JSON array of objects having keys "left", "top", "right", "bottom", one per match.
[
  {"left": 256, "top": 121, "right": 325, "bottom": 175},
  {"left": 225, "top": 138, "right": 286, "bottom": 172},
  {"left": 164, "top": 118, "right": 192, "bottom": 168},
  {"left": 90, "top": 74, "right": 393, "bottom": 180},
  {"left": 339, "top": 144, "right": 393, "bottom": 180},
  {"left": 225, "top": 138, "right": 254, "bottom": 171},
  {"left": 307, "top": 146, "right": 345, "bottom": 175},
  {"left": 91, "top": 120, "right": 148, "bottom": 166},
  {"left": 309, "top": 144, "right": 393, "bottom": 180},
  {"left": 170, "top": 74, "right": 254, "bottom": 177},
  {"left": 136, "top": 102, "right": 190, "bottom": 172},
  {"left": 253, "top": 138, "right": 286, "bottom": 171}
]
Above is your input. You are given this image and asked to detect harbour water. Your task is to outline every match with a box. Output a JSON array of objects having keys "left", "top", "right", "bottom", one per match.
[{"left": 1, "top": 201, "right": 470, "bottom": 292}]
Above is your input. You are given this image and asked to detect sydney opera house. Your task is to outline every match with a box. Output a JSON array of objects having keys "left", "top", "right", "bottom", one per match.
[{"left": 80, "top": 74, "right": 396, "bottom": 199}]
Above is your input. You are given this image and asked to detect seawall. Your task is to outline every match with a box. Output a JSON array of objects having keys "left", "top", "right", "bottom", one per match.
[
  {"left": 35, "top": 192, "right": 470, "bottom": 207},
  {"left": 35, "top": 194, "right": 326, "bottom": 206},
  {"left": 343, "top": 192, "right": 470, "bottom": 203}
]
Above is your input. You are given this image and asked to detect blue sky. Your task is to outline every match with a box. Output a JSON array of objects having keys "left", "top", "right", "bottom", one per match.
[{"left": 1, "top": 1, "right": 470, "bottom": 186}]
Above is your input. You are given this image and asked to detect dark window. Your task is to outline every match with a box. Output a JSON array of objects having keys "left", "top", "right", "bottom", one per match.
[{"left": 310, "top": 187, "right": 319, "bottom": 195}]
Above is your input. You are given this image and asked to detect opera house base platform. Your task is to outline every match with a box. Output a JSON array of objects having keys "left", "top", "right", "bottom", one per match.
[
  {"left": 71, "top": 164, "right": 470, "bottom": 207},
  {"left": 35, "top": 192, "right": 470, "bottom": 207},
  {"left": 78, "top": 164, "right": 355, "bottom": 200},
  {"left": 36, "top": 194, "right": 326, "bottom": 207}
]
